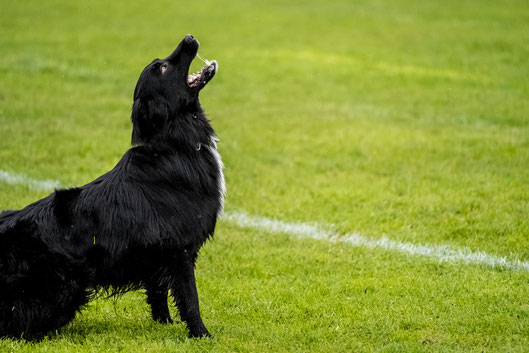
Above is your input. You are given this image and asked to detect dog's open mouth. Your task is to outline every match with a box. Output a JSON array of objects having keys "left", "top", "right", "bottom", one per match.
[{"left": 187, "top": 56, "right": 218, "bottom": 89}]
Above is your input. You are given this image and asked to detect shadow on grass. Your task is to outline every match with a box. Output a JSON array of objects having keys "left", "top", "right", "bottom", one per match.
[
  {"left": 61, "top": 316, "right": 191, "bottom": 343},
  {"left": 0, "top": 318, "right": 192, "bottom": 349}
]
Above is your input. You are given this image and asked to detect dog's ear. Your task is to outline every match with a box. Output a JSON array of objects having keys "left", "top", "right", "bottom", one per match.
[{"left": 131, "top": 97, "right": 170, "bottom": 145}]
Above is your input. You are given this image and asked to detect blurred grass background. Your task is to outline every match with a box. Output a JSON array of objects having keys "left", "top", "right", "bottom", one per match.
[{"left": 1, "top": 0, "right": 529, "bottom": 351}]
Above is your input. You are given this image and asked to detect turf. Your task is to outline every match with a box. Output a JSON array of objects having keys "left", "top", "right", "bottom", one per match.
[{"left": 1, "top": 0, "right": 529, "bottom": 351}]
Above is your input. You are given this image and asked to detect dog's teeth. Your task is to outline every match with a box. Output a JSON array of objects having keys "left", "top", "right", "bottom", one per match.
[{"left": 187, "top": 72, "right": 203, "bottom": 85}]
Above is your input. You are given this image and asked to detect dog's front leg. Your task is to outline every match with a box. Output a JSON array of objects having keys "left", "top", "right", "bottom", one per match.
[
  {"left": 171, "top": 250, "right": 211, "bottom": 338},
  {"left": 145, "top": 283, "right": 173, "bottom": 324}
]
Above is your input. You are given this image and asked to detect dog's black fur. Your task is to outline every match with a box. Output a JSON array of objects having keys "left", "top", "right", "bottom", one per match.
[{"left": 0, "top": 34, "right": 223, "bottom": 340}]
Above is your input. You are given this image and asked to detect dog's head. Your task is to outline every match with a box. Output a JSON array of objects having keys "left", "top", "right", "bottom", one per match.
[{"left": 131, "top": 34, "right": 217, "bottom": 146}]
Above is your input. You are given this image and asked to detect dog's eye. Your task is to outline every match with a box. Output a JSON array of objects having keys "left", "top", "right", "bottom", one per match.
[{"left": 160, "top": 64, "right": 168, "bottom": 74}]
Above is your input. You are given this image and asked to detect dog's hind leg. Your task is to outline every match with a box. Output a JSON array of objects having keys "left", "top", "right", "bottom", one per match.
[
  {"left": 145, "top": 283, "right": 173, "bottom": 324},
  {"left": 170, "top": 251, "right": 211, "bottom": 338},
  {"left": 0, "top": 221, "right": 92, "bottom": 340}
]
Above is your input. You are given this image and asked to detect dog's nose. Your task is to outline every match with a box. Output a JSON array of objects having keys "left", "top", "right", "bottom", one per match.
[{"left": 184, "top": 34, "right": 194, "bottom": 43}]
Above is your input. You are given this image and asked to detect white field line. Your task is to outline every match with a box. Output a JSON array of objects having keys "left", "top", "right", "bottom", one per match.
[
  {"left": 1, "top": 169, "right": 528, "bottom": 272},
  {"left": 223, "top": 211, "right": 529, "bottom": 272},
  {"left": 0, "top": 169, "right": 60, "bottom": 191}
]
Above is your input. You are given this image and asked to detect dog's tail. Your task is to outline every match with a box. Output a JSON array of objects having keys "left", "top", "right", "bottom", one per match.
[{"left": 0, "top": 220, "right": 93, "bottom": 340}]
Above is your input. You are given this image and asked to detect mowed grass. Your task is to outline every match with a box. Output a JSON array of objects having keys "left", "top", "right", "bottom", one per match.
[{"left": 1, "top": 0, "right": 529, "bottom": 351}]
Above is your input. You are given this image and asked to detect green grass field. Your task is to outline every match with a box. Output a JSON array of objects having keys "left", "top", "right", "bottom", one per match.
[{"left": 1, "top": 0, "right": 529, "bottom": 351}]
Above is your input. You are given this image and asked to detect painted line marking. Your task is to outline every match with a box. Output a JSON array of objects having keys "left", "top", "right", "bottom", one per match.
[
  {"left": 222, "top": 211, "right": 529, "bottom": 272},
  {"left": 1, "top": 169, "right": 528, "bottom": 272},
  {"left": 0, "top": 169, "right": 60, "bottom": 191}
]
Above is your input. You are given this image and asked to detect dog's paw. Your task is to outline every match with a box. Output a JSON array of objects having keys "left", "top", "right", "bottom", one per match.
[
  {"left": 188, "top": 326, "right": 212, "bottom": 338},
  {"left": 153, "top": 314, "right": 174, "bottom": 324}
]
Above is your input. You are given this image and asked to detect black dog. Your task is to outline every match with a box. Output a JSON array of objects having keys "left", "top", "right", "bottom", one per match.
[{"left": 0, "top": 34, "right": 223, "bottom": 340}]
